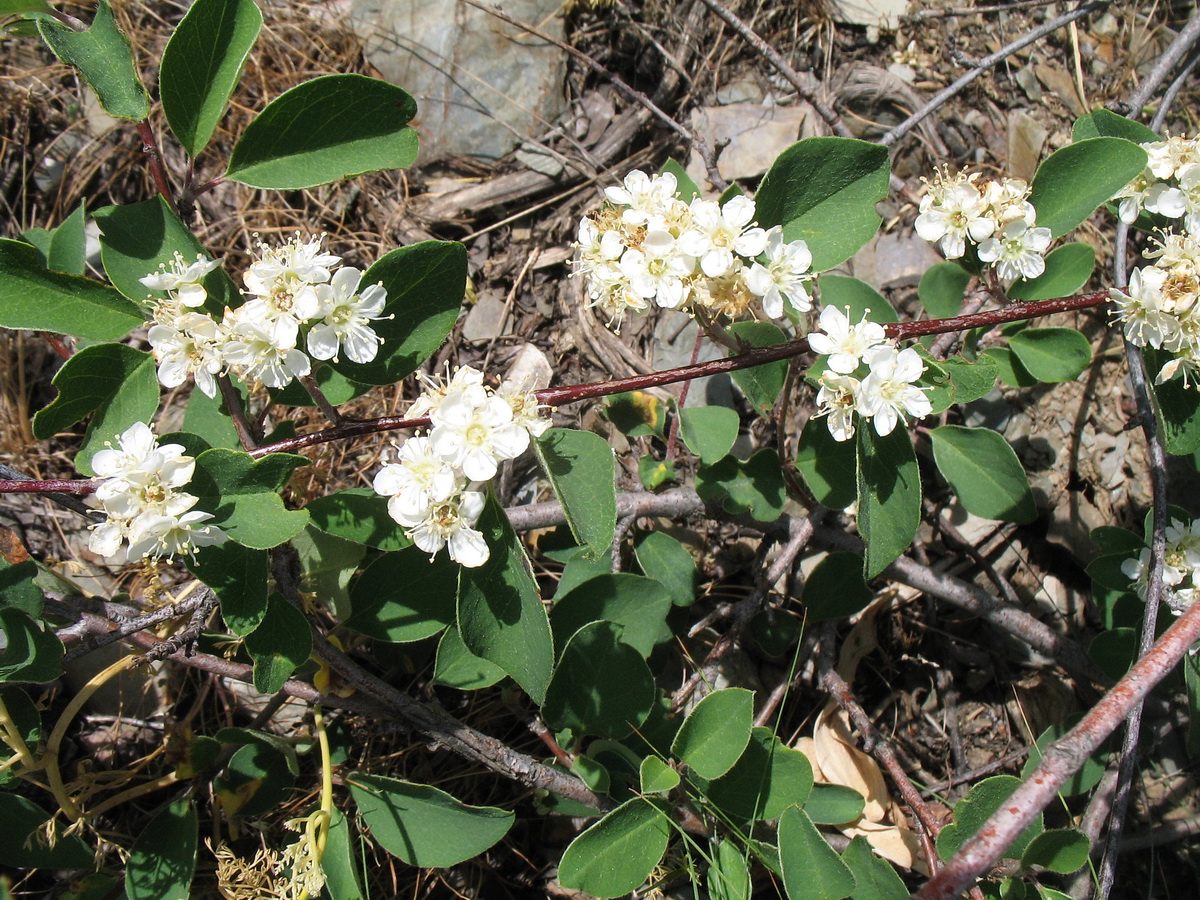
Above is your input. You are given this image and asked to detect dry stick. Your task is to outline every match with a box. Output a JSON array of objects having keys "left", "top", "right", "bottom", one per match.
[
  {"left": 925, "top": 498, "right": 1022, "bottom": 607},
  {"left": 1122, "top": 11, "right": 1200, "bottom": 117},
  {"left": 913, "top": 599, "right": 1200, "bottom": 900},
  {"left": 879, "top": 0, "right": 1110, "bottom": 148},
  {"left": 0, "top": 464, "right": 100, "bottom": 518},
  {"left": 217, "top": 374, "right": 259, "bottom": 451},
  {"left": 817, "top": 622, "right": 944, "bottom": 873},
  {"left": 299, "top": 374, "right": 344, "bottom": 426},
  {"left": 904, "top": 0, "right": 1067, "bottom": 21},
  {"left": 57, "top": 589, "right": 214, "bottom": 663},
  {"left": 137, "top": 121, "right": 178, "bottom": 215}
]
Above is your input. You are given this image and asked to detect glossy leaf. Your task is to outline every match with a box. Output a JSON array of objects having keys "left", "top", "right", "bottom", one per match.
[
  {"left": 48, "top": 201, "right": 86, "bottom": 275},
  {"left": 433, "top": 626, "right": 506, "bottom": 690},
  {"left": 558, "top": 798, "right": 671, "bottom": 898},
  {"left": 291, "top": 525, "right": 363, "bottom": 619},
  {"left": 0, "top": 794, "right": 93, "bottom": 868},
  {"left": 842, "top": 836, "right": 907, "bottom": 900},
  {"left": 818, "top": 274, "right": 898, "bottom": 323},
  {"left": 536, "top": 428, "right": 616, "bottom": 560},
  {"left": 543, "top": 621, "right": 655, "bottom": 738},
  {"left": 347, "top": 546, "right": 457, "bottom": 642},
  {"left": 160, "top": 0, "right": 262, "bottom": 157},
  {"left": 918, "top": 261, "right": 971, "bottom": 319},
  {"left": 634, "top": 531, "right": 697, "bottom": 607},
  {"left": 1149, "top": 348, "right": 1200, "bottom": 454},
  {"left": 0, "top": 238, "right": 143, "bottom": 340},
  {"left": 803, "top": 552, "right": 873, "bottom": 621},
  {"left": 1071, "top": 109, "right": 1158, "bottom": 144},
  {"left": 857, "top": 425, "right": 920, "bottom": 578},
  {"left": 243, "top": 593, "right": 311, "bottom": 693},
  {"left": 727, "top": 321, "right": 789, "bottom": 415},
  {"left": 936, "top": 775, "right": 1043, "bottom": 861},
  {"left": 930, "top": 425, "right": 1036, "bottom": 523},
  {"left": 32, "top": 343, "right": 158, "bottom": 475},
  {"left": 1007, "top": 327, "right": 1091, "bottom": 382},
  {"left": 188, "top": 541, "right": 268, "bottom": 636},
  {"left": 755, "top": 137, "right": 890, "bottom": 272},
  {"left": 709, "top": 840, "right": 752, "bottom": 900},
  {"left": 37, "top": 0, "right": 149, "bottom": 120},
  {"left": 458, "top": 495, "right": 553, "bottom": 703},
  {"left": 983, "top": 346, "right": 1037, "bottom": 388},
  {"left": 330, "top": 241, "right": 466, "bottom": 385},
  {"left": 189, "top": 448, "right": 309, "bottom": 549},
  {"left": 796, "top": 415, "right": 857, "bottom": 510},
  {"left": 703, "top": 726, "right": 814, "bottom": 820},
  {"left": 1007, "top": 242, "right": 1095, "bottom": 301},
  {"left": 319, "top": 807, "right": 365, "bottom": 900},
  {"left": 349, "top": 773, "right": 513, "bottom": 867},
  {"left": 1028, "top": 138, "right": 1147, "bottom": 237},
  {"left": 804, "top": 783, "right": 866, "bottom": 825},
  {"left": 921, "top": 354, "right": 999, "bottom": 415},
  {"left": 680, "top": 405, "right": 740, "bottom": 465},
  {"left": 696, "top": 448, "right": 787, "bottom": 523},
  {"left": 213, "top": 742, "right": 295, "bottom": 820},
  {"left": 549, "top": 573, "right": 673, "bottom": 658},
  {"left": 227, "top": 74, "right": 418, "bottom": 188},
  {"left": 0, "top": 607, "right": 62, "bottom": 683},
  {"left": 672, "top": 687, "right": 754, "bottom": 780},
  {"left": 779, "top": 805, "right": 857, "bottom": 900},
  {"left": 305, "top": 488, "right": 411, "bottom": 550},
  {"left": 126, "top": 798, "right": 197, "bottom": 900},
  {"left": 639, "top": 755, "right": 680, "bottom": 794}
]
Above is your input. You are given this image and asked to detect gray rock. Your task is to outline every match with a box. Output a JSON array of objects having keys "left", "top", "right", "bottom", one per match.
[
  {"left": 686, "top": 102, "right": 815, "bottom": 188},
  {"left": 849, "top": 231, "right": 941, "bottom": 291},
  {"left": 462, "top": 290, "right": 509, "bottom": 342},
  {"left": 345, "top": 0, "right": 568, "bottom": 161}
]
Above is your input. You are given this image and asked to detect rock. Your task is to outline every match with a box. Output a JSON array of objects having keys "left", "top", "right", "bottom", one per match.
[
  {"left": 1034, "top": 64, "right": 1086, "bottom": 118},
  {"left": 830, "top": 0, "right": 908, "bottom": 31},
  {"left": 345, "top": 0, "right": 568, "bottom": 161},
  {"left": 1014, "top": 65, "right": 1043, "bottom": 102},
  {"left": 685, "top": 102, "right": 816, "bottom": 188},
  {"left": 716, "top": 78, "right": 764, "bottom": 105},
  {"left": 1007, "top": 110, "right": 1048, "bottom": 182},
  {"left": 461, "top": 290, "right": 509, "bottom": 343},
  {"left": 503, "top": 342, "right": 553, "bottom": 393},
  {"left": 849, "top": 231, "right": 942, "bottom": 291}
]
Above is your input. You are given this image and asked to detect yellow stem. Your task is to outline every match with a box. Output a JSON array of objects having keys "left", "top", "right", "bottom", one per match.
[
  {"left": 297, "top": 704, "right": 334, "bottom": 900},
  {"left": 85, "top": 772, "right": 179, "bottom": 819},
  {"left": 0, "top": 693, "right": 38, "bottom": 772}
]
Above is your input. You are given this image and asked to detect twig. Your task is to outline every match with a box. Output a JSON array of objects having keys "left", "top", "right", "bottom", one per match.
[
  {"left": 904, "top": 0, "right": 1068, "bottom": 21},
  {"left": 880, "top": 1, "right": 1110, "bottom": 148},
  {"left": 1121, "top": 11, "right": 1200, "bottom": 118},
  {"left": 218, "top": 374, "right": 259, "bottom": 451},
  {"left": 925, "top": 498, "right": 1022, "bottom": 607},
  {"left": 299, "top": 374, "right": 344, "bottom": 426},
  {"left": 137, "top": 122, "right": 178, "bottom": 215},
  {"left": 0, "top": 464, "right": 100, "bottom": 516},
  {"left": 57, "top": 589, "right": 214, "bottom": 663},
  {"left": 1150, "top": 50, "right": 1200, "bottom": 134}
]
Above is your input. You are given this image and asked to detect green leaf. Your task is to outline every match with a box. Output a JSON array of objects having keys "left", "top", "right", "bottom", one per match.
[
  {"left": 936, "top": 775, "right": 1043, "bottom": 861},
  {"left": 349, "top": 773, "right": 513, "bottom": 867},
  {"left": 227, "top": 74, "right": 419, "bottom": 188},
  {"left": 661, "top": 158, "right": 702, "bottom": 203},
  {"left": 818, "top": 275, "right": 898, "bottom": 323},
  {"left": 189, "top": 448, "right": 309, "bottom": 549},
  {"left": 160, "top": 0, "right": 262, "bottom": 157},
  {"left": 243, "top": 593, "right": 311, "bottom": 693},
  {"left": 672, "top": 687, "right": 754, "bottom": 780},
  {"left": 432, "top": 626, "right": 506, "bottom": 690},
  {"left": 182, "top": 379, "right": 245, "bottom": 450},
  {"left": 536, "top": 428, "right": 616, "bottom": 561},
  {"left": 755, "top": 137, "right": 889, "bottom": 272},
  {"left": 1028, "top": 138, "right": 1148, "bottom": 238},
  {"left": 48, "top": 201, "right": 87, "bottom": 275},
  {"left": 214, "top": 741, "right": 296, "bottom": 819},
  {"left": 639, "top": 454, "right": 676, "bottom": 489},
  {"left": 188, "top": 541, "right": 268, "bottom": 636},
  {"left": 1091, "top": 525, "right": 1145, "bottom": 557},
  {"left": 796, "top": 414, "right": 858, "bottom": 510},
  {"left": 982, "top": 346, "right": 1037, "bottom": 388},
  {"left": 919, "top": 261, "right": 972, "bottom": 319},
  {"left": 0, "top": 556, "right": 42, "bottom": 617},
  {"left": 305, "top": 488, "right": 410, "bottom": 550},
  {"left": 1022, "top": 721, "right": 1107, "bottom": 797},
  {"left": 94, "top": 197, "right": 237, "bottom": 312},
  {"left": 543, "top": 620, "right": 655, "bottom": 738},
  {"left": 604, "top": 391, "right": 667, "bottom": 438},
  {"left": 126, "top": 798, "right": 198, "bottom": 900},
  {"left": 1007, "top": 327, "right": 1091, "bottom": 382},
  {"left": 213, "top": 727, "right": 299, "bottom": 775},
  {"left": 727, "top": 321, "right": 789, "bottom": 415},
  {"left": 330, "top": 241, "right": 466, "bottom": 385},
  {"left": 856, "top": 425, "right": 920, "bottom": 578},
  {"left": 1007, "top": 243, "right": 1095, "bottom": 301},
  {"left": 0, "top": 238, "right": 143, "bottom": 340},
  {"left": 679, "top": 406, "right": 740, "bottom": 465},
  {"left": 1149, "top": 348, "right": 1200, "bottom": 454},
  {"left": 639, "top": 756, "right": 680, "bottom": 794},
  {"left": 703, "top": 726, "right": 814, "bottom": 820},
  {"left": 779, "top": 805, "right": 856, "bottom": 900},
  {"left": 320, "top": 806, "right": 365, "bottom": 900},
  {"left": 550, "top": 573, "right": 673, "bottom": 658},
  {"left": 32, "top": 343, "right": 158, "bottom": 475},
  {"left": 558, "top": 798, "right": 671, "bottom": 898},
  {"left": 0, "top": 0, "right": 54, "bottom": 18},
  {"left": 804, "top": 783, "right": 866, "bottom": 825},
  {"left": 709, "top": 840, "right": 752, "bottom": 900},
  {"left": 0, "top": 794, "right": 93, "bottom": 868},
  {"left": 1088, "top": 627, "right": 1137, "bottom": 681},
  {"left": 921, "top": 354, "right": 999, "bottom": 416},
  {"left": 291, "top": 525, "right": 364, "bottom": 619},
  {"left": 347, "top": 546, "right": 457, "bottom": 642},
  {"left": 842, "top": 836, "right": 908, "bottom": 900},
  {"left": 634, "top": 531, "right": 697, "bottom": 607},
  {"left": 552, "top": 545, "right": 613, "bottom": 598},
  {"left": 269, "top": 364, "right": 370, "bottom": 408},
  {"left": 1071, "top": 109, "right": 1158, "bottom": 144},
  {"left": 930, "top": 425, "right": 1036, "bottom": 523},
  {"left": 457, "top": 494, "right": 554, "bottom": 703},
  {"left": 37, "top": 0, "right": 149, "bottom": 121},
  {"left": 696, "top": 448, "right": 787, "bottom": 523},
  {"left": 0, "top": 607, "right": 62, "bottom": 683},
  {"left": 803, "top": 552, "right": 873, "bottom": 621}
]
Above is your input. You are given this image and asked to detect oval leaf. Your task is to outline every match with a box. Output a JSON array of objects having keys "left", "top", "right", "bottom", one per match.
[
  {"left": 126, "top": 798, "right": 198, "bottom": 900},
  {"left": 550, "top": 573, "right": 673, "bottom": 658},
  {"left": 634, "top": 531, "right": 697, "bottom": 607},
  {"left": 841, "top": 835, "right": 907, "bottom": 900},
  {"left": 1028, "top": 138, "right": 1148, "bottom": 238},
  {"left": 227, "top": 74, "right": 419, "bottom": 188},
  {"left": 818, "top": 275, "right": 898, "bottom": 324},
  {"left": 0, "top": 607, "right": 63, "bottom": 684},
  {"left": 160, "top": 0, "right": 262, "bottom": 157},
  {"left": 243, "top": 593, "right": 311, "bottom": 693},
  {"left": 703, "top": 726, "right": 814, "bottom": 820},
  {"left": 727, "top": 320, "right": 789, "bottom": 415},
  {"left": 929, "top": 425, "right": 1036, "bottom": 523},
  {"left": 188, "top": 448, "right": 310, "bottom": 549},
  {"left": 1071, "top": 109, "right": 1158, "bottom": 144},
  {"left": 536, "top": 428, "right": 616, "bottom": 560},
  {"left": 936, "top": 775, "right": 1043, "bottom": 862},
  {"left": 433, "top": 626, "right": 506, "bottom": 690},
  {"left": 305, "top": 488, "right": 410, "bottom": 550},
  {"left": 543, "top": 621, "right": 655, "bottom": 738},
  {"left": 802, "top": 552, "right": 873, "bottom": 621},
  {"left": 1007, "top": 242, "right": 1095, "bottom": 301},
  {"left": 796, "top": 415, "right": 858, "bottom": 510},
  {"left": 1007, "top": 327, "right": 1091, "bottom": 382},
  {"left": 680, "top": 406, "right": 740, "bottom": 465},
  {"left": 856, "top": 424, "right": 920, "bottom": 578},
  {"left": 347, "top": 546, "right": 457, "bottom": 642},
  {"left": 778, "top": 805, "right": 856, "bottom": 900},
  {"left": 349, "top": 773, "right": 513, "bottom": 867},
  {"left": 709, "top": 840, "right": 752, "bottom": 900},
  {"left": 639, "top": 756, "right": 680, "bottom": 794},
  {"left": 558, "top": 798, "right": 671, "bottom": 898},
  {"left": 672, "top": 687, "right": 754, "bottom": 780},
  {"left": 1021, "top": 828, "right": 1090, "bottom": 874},
  {"left": 804, "top": 783, "right": 866, "bottom": 825},
  {"left": 918, "top": 261, "right": 971, "bottom": 319}
]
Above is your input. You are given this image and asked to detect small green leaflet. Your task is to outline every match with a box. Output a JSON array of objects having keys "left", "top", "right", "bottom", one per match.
[{"left": 536, "top": 428, "right": 616, "bottom": 560}]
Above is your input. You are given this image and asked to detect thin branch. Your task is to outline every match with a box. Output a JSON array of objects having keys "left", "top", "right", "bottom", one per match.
[
  {"left": 56, "top": 589, "right": 214, "bottom": 663},
  {"left": 217, "top": 375, "right": 259, "bottom": 451},
  {"left": 137, "top": 121, "right": 177, "bottom": 214},
  {"left": 299, "top": 374, "right": 344, "bottom": 426},
  {"left": 903, "top": 0, "right": 1067, "bottom": 21},
  {"left": 1122, "top": 11, "right": 1200, "bottom": 118}
]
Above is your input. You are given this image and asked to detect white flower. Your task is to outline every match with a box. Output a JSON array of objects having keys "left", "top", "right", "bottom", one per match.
[
  {"left": 222, "top": 315, "right": 311, "bottom": 389},
  {"left": 147, "top": 312, "right": 226, "bottom": 398},
  {"left": 429, "top": 388, "right": 530, "bottom": 482},
  {"left": 307, "top": 267, "right": 389, "bottom": 364},
  {"left": 373, "top": 436, "right": 462, "bottom": 523},
  {"left": 91, "top": 422, "right": 192, "bottom": 492},
  {"left": 745, "top": 227, "right": 813, "bottom": 318},
  {"left": 139, "top": 252, "right": 223, "bottom": 307},
  {"left": 604, "top": 169, "right": 679, "bottom": 225},
  {"left": 1144, "top": 181, "right": 1187, "bottom": 219},
  {"left": 395, "top": 490, "right": 490, "bottom": 568},
  {"left": 126, "top": 508, "right": 225, "bottom": 559},
  {"left": 619, "top": 229, "right": 696, "bottom": 309},
  {"left": 1112, "top": 266, "right": 1179, "bottom": 349},
  {"left": 1121, "top": 517, "right": 1200, "bottom": 616},
  {"left": 858, "top": 346, "right": 932, "bottom": 436},
  {"left": 244, "top": 233, "right": 340, "bottom": 296},
  {"left": 914, "top": 172, "right": 994, "bottom": 259},
  {"left": 976, "top": 220, "right": 1052, "bottom": 281},
  {"left": 499, "top": 384, "right": 551, "bottom": 438},
  {"left": 981, "top": 177, "right": 1036, "bottom": 227},
  {"left": 679, "top": 195, "right": 768, "bottom": 278},
  {"left": 807, "top": 305, "right": 888, "bottom": 375},
  {"left": 815, "top": 372, "right": 861, "bottom": 442},
  {"left": 405, "top": 365, "right": 486, "bottom": 420}
]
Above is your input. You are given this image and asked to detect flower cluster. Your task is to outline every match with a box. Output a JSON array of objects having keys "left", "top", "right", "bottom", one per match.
[
  {"left": 1112, "top": 231, "right": 1200, "bottom": 385},
  {"left": 372, "top": 366, "right": 549, "bottom": 568},
  {"left": 574, "top": 170, "right": 814, "bottom": 326},
  {"left": 914, "top": 168, "right": 1052, "bottom": 281},
  {"left": 1113, "top": 134, "right": 1200, "bottom": 230},
  {"left": 88, "top": 422, "right": 226, "bottom": 560},
  {"left": 144, "top": 235, "right": 389, "bottom": 396},
  {"left": 1122, "top": 518, "right": 1200, "bottom": 617},
  {"left": 809, "top": 306, "right": 932, "bottom": 442}
]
